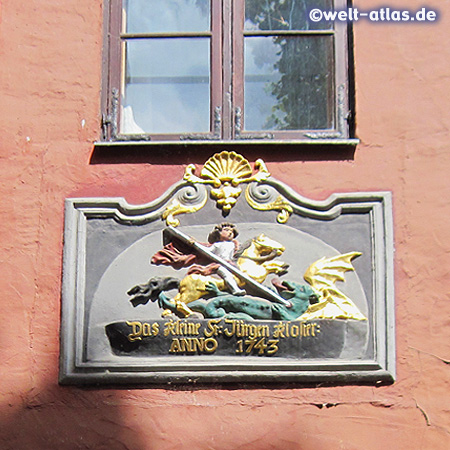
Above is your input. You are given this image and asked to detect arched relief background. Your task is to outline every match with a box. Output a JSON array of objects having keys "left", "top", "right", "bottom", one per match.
[{"left": 86, "top": 222, "right": 370, "bottom": 362}]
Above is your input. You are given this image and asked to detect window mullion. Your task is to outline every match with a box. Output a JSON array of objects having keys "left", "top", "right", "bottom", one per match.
[
  {"left": 334, "top": 21, "right": 350, "bottom": 138},
  {"left": 221, "top": 0, "right": 233, "bottom": 140},
  {"left": 104, "top": 0, "right": 123, "bottom": 140},
  {"left": 209, "top": 0, "right": 223, "bottom": 139},
  {"left": 120, "top": 31, "right": 212, "bottom": 39},
  {"left": 243, "top": 30, "right": 334, "bottom": 37},
  {"left": 231, "top": 0, "right": 244, "bottom": 139}
]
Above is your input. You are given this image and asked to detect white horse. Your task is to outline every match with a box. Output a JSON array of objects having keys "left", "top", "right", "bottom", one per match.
[
  {"left": 236, "top": 233, "right": 288, "bottom": 283},
  {"left": 166, "top": 234, "right": 289, "bottom": 316}
]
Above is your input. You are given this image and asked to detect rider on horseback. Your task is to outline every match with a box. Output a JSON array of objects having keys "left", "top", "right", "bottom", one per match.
[{"left": 205, "top": 223, "right": 246, "bottom": 296}]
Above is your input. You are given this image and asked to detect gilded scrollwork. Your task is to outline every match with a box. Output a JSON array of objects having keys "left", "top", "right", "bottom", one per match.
[
  {"left": 245, "top": 183, "right": 293, "bottom": 223},
  {"left": 162, "top": 185, "right": 208, "bottom": 227}
]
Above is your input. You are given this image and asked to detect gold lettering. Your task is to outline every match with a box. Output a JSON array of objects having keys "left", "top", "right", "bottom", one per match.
[
  {"left": 299, "top": 321, "right": 307, "bottom": 337},
  {"left": 179, "top": 338, "right": 193, "bottom": 352},
  {"left": 169, "top": 338, "right": 181, "bottom": 352},
  {"left": 126, "top": 321, "right": 143, "bottom": 342},
  {"left": 257, "top": 324, "right": 270, "bottom": 338},
  {"left": 192, "top": 337, "right": 205, "bottom": 352},
  {"left": 152, "top": 322, "right": 159, "bottom": 336},
  {"left": 285, "top": 321, "right": 320, "bottom": 338},
  {"left": 204, "top": 337, "right": 218, "bottom": 353},
  {"left": 254, "top": 337, "right": 268, "bottom": 354},
  {"left": 142, "top": 322, "right": 151, "bottom": 336},
  {"left": 285, "top": 321, "right": 290, "bottom": 337},
  {"left": 273, "top": 321, "right": 286, "bottom": 338},
  {"left": 164, "top": 319, "right": 176, "bottom": 336},
  {"left": 225, "top": 321, "right": 269, "bottom": 339},
  {"left": 224, "top": 319, "right": 235, "bottom": 337},
  {"left": 267, "top": 339, "right": 279, "bottom": 355},
  {"left": 204, "top": 319, "right": 221, "bottom": 337},
  {"left": 188, "top": 322, "right": 201, "bottom": 335},
  {"left": 164, "top": 319, "right": 201, "bottom": 336},
  {"left": 235, "top": 320, "right": 244, "bottom": 337},
  {"left": 169, "top": 337, "right": 216, "bottom": 354}
]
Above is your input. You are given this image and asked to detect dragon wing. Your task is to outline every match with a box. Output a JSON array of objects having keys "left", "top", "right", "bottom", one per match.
[
  {"left": 304, "top": 251, "right": 361, "bottom": 292},
  {"left": 302, "top": 252, "right": 367, "bottom": 320}
]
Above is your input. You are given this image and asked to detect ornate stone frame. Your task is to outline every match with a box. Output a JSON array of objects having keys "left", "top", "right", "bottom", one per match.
[{"left": 60, "top": 152, "right": 394, "bottom": 385}]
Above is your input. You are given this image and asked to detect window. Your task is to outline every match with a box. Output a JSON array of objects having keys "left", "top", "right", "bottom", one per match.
[{"left": 102, "top": 0, "right": 352, "bottom": 142}]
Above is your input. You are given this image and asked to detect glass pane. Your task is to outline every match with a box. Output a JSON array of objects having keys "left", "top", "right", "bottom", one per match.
[
  {"left": 123, "top": 38, "right": 210, "bottom": 134},
  {"left": 245, "top": 0, "right": 333, "bottom": 31},
  {"left": 125, "top": 0, "right": 210, "bottom": 33},
  {"left": 244, "top": 36, "right": 334, "bottom": 131}
]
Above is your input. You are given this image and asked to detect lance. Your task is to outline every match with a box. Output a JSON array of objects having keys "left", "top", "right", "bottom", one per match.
[{"left": 164, "top": 226, "right": 292, "bottom": 308}]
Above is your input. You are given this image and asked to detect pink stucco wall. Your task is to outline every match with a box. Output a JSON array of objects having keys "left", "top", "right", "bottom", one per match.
[{"left": 0, "top": 0, "right": 449, "bottom": 448}]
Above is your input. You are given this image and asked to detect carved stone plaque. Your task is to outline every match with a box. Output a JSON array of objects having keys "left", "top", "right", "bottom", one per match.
[{"left": 60, "top": 152, "right": 395, "bottom": 385}]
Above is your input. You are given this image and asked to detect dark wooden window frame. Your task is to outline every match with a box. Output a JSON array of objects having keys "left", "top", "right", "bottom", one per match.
[{"left": 101, "top": 0, "right": 356, "bottom": 145}]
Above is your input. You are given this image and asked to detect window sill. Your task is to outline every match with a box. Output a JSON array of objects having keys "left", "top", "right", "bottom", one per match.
[
  {"left": 91, "top": 138, "right": 359, "bottom": 164},
  {"left": 94, "top": 138, "right": 359, "bottom": 148}
]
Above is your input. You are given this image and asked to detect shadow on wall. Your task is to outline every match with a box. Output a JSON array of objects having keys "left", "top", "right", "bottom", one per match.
[
  {"left": 0, "top": 383, "right": 148, "bottom": 450},
  {"left": 0, "top": 381, "right": 339, "bottom": 450},
  {"left": 89, "top": 143, "right": 356, "bottom": 166},
  {"left": 0, "top": 380, "right": 376, "bottom": 449}
]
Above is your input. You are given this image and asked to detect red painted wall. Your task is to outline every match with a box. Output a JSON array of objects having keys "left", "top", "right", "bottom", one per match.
[{"left": 1, "top": 0, "right": 449, "bottom": 448}]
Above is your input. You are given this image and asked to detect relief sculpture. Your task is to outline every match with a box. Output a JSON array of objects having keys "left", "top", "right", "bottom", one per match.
[
  {"left": 60, "top": 151, "right": 394, "bottom": 385},
  {"left": 128, "top": 223, "right": 366, "bottom": 322}
]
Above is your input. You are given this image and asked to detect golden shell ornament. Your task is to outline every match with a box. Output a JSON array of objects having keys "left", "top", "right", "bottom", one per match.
[
  {"left": 182, "top": 151, "right": 271, "bottom": 213},
  {"left": 201, "top": 152, "right": 253, "bottom": 186}
]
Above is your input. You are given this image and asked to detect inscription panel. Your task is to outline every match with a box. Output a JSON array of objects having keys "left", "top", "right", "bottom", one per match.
[{"left": 60, "top": 152, "right": 394, "bottom": 385}]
